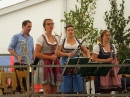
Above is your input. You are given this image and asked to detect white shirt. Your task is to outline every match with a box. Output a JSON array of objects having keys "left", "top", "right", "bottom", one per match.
[
  {"left": 93, "top": 44, "right": 117, "bottom": 55},
  {"left": 59, "top": 38, "right": 86, "bottom": 49},
  {"left": 36, "top": 33, "right": 57, "bottom": 46}
]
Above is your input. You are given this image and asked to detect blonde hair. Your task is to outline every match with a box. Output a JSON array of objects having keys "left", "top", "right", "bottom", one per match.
[{"left": 100, "top": 30, "right": 110, "bottom": 46}]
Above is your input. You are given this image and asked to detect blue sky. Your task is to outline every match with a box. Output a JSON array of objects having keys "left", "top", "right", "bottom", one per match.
[{"left": 0, "top": 0, "right": 25, "bottom": 9}]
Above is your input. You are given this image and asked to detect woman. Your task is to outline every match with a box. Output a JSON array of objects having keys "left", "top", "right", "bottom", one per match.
[
  {"left": 34, "top": 19, "right": 62, "bottom": 95},
  {"left": 57, "top": 25, "right": 90, "bottom": 95},
  {"left": 92, "top": 30, "right": 122, "bottom": 95}
]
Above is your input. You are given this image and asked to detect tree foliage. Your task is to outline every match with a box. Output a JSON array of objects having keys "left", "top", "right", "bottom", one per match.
[
  {"left": 104, "top": 0, "right": 130, "bottom": 63},
  {"left": 61, "top": 0, "right": 98, "bottom": 50}
]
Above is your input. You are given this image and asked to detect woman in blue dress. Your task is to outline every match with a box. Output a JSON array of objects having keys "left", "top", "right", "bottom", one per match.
[{"left": 57, "top": 25, "right": 90, "bottom": 95}]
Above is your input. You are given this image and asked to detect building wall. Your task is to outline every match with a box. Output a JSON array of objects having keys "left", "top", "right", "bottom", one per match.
[
  {"left": 0, "top": 0, "right": 130, "bottom": 54},
  {"left": 0, "top": 0, "right": 65, "bottom": 54}
]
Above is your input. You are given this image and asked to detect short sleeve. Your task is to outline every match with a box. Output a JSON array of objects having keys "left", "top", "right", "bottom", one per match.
[
  {"left": 78, "top": 39, "right": 86, "bottom": 46},
  {"left": 92, "top": 44, "right": 100, "bottom": 55},
  {"left": 36, "top": 35, "right": 43, "bottom": 46},
  {"left": 112, "top": 44, "right": 117, "bottom": 54},
  {"left": 59, "top": 39, "right": 64, "bottom": 45},
  {"left": 8, "top": 35, "right": 18, "bottom": 50}
]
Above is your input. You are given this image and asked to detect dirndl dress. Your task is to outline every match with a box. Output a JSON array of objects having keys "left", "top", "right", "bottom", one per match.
[
  {"left": 94, "top": 44, "right": 122, "bottom": 93},
  {"left": 34, "top": 35, "right": 62, "bottom": 86}
]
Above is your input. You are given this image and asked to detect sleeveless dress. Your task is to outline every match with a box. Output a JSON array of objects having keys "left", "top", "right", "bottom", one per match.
[
  {"left": 34, "top": 34, "right": 62, "bottom": 87},
  {"left": 94, "top": 44, "right": 122, "bottom": 93},
  {"left": 60, "top": 38, "right": 85, "bottom": 92}
]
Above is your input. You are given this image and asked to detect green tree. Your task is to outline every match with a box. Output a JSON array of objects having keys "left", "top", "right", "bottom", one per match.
[
  {"left": 104, "top": 0, "right": 130, "bottom": 63},
  {"left": 61, "top": 0, "right": 98, "bottom": 51}
]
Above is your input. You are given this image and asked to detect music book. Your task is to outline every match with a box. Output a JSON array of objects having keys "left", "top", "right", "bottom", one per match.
[
  {"left": 62, "top": 57, "right": 89, "bottom": 76},
  {"left": 118, "top": 59, "right": 130, "bottom": 74}
]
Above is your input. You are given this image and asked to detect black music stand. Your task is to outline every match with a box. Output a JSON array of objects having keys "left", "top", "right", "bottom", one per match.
[
  {"left": 118, "top": 59, "right": 130, "bottom": 93},
  {"left": 62, "top": 58, "right": 78, "bottom": 76},
  {"left": 62, "top": 57, "right": 89, "bottom": 93},
  {"left": 78, "top": 62, "right": 112, "bottom": 94}
]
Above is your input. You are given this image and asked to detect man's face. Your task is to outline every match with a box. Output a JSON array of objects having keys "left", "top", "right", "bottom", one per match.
[{"left": 23, "top": 22, "right": 32, "bottom": 33}]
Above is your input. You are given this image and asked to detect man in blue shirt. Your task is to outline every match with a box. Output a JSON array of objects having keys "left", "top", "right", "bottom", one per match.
[{"left": 8, "top": 20, "right": 34, "bottom": 93}]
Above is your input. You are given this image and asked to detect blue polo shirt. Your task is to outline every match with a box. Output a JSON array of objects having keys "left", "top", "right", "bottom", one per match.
[{"left": 8, "top": 32, "right": 34, "bottom": 64}]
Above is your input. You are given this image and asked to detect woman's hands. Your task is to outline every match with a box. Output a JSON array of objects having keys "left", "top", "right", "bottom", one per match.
[
  {"left": 105, "top": 58, "right": 113, "bottom": 63},
  {"left": 67, "top": 52, "right": 74, "bottom": 58},
  {"left": 55, "top": 50, "right": 75, "bottom": 58},
  {"left": 55, "top": 50, "right": 60, "bottom": 56},
  {"left": 51, "top": 54, "right": 57, "bottom": 61},
  {"left": 50, "top": 50, "right": 60, "bottom": 61},
  {"left": 17, "top": 56, "right": 24, "bottom": 64}
]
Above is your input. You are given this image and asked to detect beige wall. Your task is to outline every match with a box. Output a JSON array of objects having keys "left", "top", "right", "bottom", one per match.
[
  {"left": 0, "top": 0, "right": 130, "bottom": 54},
  {"left": 0, "top": 0, "right": 65, "bottom": 54}
]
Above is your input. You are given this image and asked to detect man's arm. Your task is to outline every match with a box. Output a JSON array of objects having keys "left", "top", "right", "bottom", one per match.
[
  {"left": 8, "top": 49, "right": 19, "bottom": 59},
  {"left": 8, "top": 49, "right": 23, "bottom": 63},
  {"left": 32, "top": 38, "right": 35, "bottom": 62},
  {"left": 32, "top": 52, "right": 35, "bottom": 62},
  {"left": 8, "top": 35, "right": 23, "bottom": 63},
  {"left": 8, "top": 35, "right": 18, "bottom": 58}
]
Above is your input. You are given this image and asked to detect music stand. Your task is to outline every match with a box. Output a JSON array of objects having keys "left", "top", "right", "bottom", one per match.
[
  {"left": 62, "top": 57, "right": 89, "bottom": 93},
  {"left": 62, "top": 58, "right": 77, "bottom": 76},
  {"left": 78, "top": 62, "right": 112, "bottom": 94},
  {"left": 118, "top": 59, "right": 130, "bottom": 93}
]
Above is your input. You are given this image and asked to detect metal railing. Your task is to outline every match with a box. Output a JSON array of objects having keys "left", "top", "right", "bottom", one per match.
[{"left": 0, "top": 64, "right": 130, "bottom": 97}]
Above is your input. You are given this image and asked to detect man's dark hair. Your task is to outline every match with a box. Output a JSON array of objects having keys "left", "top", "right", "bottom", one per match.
[{"left": 22, "top": 20, "right": 31, "bottom": 26}]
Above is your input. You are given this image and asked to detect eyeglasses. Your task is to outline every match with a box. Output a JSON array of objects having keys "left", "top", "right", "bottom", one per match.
[
  {"left": 45, "top": 23, "right": 54, "bottom": 26},
  {"left": 105, "top": 34, "right": 110, "bottom": 37}
]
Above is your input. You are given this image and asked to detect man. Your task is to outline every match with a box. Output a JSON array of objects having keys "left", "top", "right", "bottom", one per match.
[{"left": 8, "top": 20, "right": 34, "bottom": 93}]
